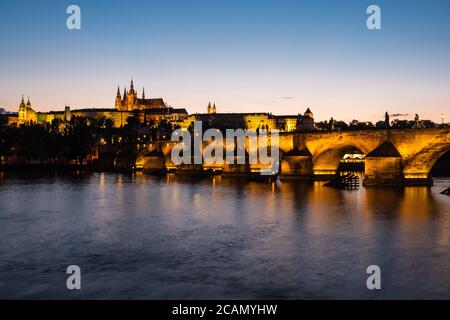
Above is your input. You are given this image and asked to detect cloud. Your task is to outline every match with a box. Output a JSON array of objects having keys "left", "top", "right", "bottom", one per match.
[
  {"left": 278, "top": 96, "right": 294, "bottom": 100},
  {"left": 391, "top": 113, "right": 409, "bottom": 117}
]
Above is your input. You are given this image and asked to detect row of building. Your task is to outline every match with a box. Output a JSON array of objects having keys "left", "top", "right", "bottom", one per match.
[{"left": 4, "top": 80, "right": 315, "bottom": 132}]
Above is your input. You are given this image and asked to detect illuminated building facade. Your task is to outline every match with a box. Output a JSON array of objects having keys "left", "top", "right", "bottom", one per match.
[
  {"left": 18, "top": 96, "right": 37, "bottom": 124},
  {"left": 274, "top": 109, "right": 315, "bottom": 132},
  {"left": 194, "top": 104, "right": 315, "bottom": 132},
  {"left": 10, "top": 80, "right": 187, "bottom": 128},
  {"left": 115, "top": 79, "right": 166, "bottom": 111},
  {"left": 8, "top": 82, "right": 314, "bottom": 132}
]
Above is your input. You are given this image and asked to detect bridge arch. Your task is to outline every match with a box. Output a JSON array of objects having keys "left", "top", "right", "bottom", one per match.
[
  {"left": 312, "top": 143, "right": 370, "bottom": 175},
  {"left": 431, "top": 148, "right": 450, "bottom": 177},
  {"left": 403, "top": 142, "right": 450, "bottom": 179}
]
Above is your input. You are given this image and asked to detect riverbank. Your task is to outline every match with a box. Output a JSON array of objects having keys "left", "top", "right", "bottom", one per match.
[
  {"left": 0, "top": 162, "right": 132, "bottom": 174},
  {"left": 1, "top": 161, "right": 449, "bottom": 178}
]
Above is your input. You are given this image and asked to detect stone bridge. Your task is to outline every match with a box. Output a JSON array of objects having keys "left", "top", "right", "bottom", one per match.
[{"left": 138, "top": 128, "right": 450, "bottom": 186}]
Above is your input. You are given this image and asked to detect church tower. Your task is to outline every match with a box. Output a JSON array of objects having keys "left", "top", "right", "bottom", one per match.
[
  {"left": 18, "top": 96, "right": 27, "bottom": 124},
  {"left": 115, "top": 86, "right": 123, "bottom": 110},
  {"left": 114, "top": 79, "right": 166, "bottom": 111},
  {"left": 207, "top": 102, "right": 212, "bottom": 114},
  {"left": 304, "top": 107, "right": 313, "bottom": 119},
  {"left": 126, "top": 78, "right": 137, "bottom": 111},
  {"left": 18, "top": 96, "right": 37, "bottom": 124}
]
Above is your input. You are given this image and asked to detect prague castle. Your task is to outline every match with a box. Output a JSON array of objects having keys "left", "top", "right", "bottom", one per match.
[
  {"left": 9, "top": 79, "right": 189, "bottom": 128},
  {"left": 115, "top": 79, "right": 166, "bottom": 111},
  {"left": 5, "top": 79, "right": 315, "bottom": 132}
]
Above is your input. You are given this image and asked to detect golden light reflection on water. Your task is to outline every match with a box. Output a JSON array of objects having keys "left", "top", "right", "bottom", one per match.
[
  {"left": 155, "top": 174, "right": 180, "bottom": 211},
  {"left": 400, "top": 187, "right": 434, "bottom": 223},
  {"left": 98, "top": 172, "right": 105, "bottom": 190},
  {"left": 364, "top": 186, "right": 439, "bottom": 222},
  {"left": 96, "top": 173, "right": 450, "bottom": 241},
  {"left": 116, "top": 173, "right": 123, "bottom": 186},
  {"left": 97, "top": 172, "right": 107, "bottom": 210}
]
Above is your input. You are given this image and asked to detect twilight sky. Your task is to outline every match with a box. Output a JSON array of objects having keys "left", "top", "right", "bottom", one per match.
[{"left": 0, "top": 0, "right": 449, "bottom": 122}]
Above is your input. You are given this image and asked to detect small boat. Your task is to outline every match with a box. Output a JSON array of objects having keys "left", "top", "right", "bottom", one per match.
[{"left": 441, "top": 187, "right": 450, "bottom": 195}]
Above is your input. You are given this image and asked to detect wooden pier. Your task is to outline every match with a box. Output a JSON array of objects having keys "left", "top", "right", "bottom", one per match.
[{"left": 324, "top": 173, "right": 360, "bottom": 190}]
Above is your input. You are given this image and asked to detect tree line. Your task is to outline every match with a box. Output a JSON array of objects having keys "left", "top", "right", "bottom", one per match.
[
  {"left": 0, "top": 115, "right": 182, "bottom": 165},
  {"left": 315, "top": 118, "right": 445, "bottom": 131}
]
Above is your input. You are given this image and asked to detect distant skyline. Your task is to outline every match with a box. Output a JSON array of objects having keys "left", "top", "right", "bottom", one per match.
[{"left": 1, "top": 0, "right": 449, "bottom": 122}]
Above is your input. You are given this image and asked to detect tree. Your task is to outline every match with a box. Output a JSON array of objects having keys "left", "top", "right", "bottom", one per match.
[
  {"left": 63, "top": 116, "right": 94, "bottom": 164},
  {"left": 125, "top": 116, "right": 139, "bottom": 129},
  {"left": 391, "top": 119, "right": 413, "bottom": 129},
  {"left": 348, "top": 120, "right": 375, "bottom": 130},
  {"left": 0, "top": 125, "right": 19, "bottom": 161},
  {"left": 420, "top": 120, "right": 437, "bottom": 128},
  {"left": 375, "top": 121, "right": 386, "bottom": 129},
  {"left": 334, "top": 121, "right": 349, "bottom": 131},
  {"left": 105, "top": 118, "right": 115, "bottom": 129}
]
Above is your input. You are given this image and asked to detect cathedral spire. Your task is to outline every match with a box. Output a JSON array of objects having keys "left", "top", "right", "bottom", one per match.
[
  {"left": 123, "top": 87, "right": 127, "bottom": 100},
  {"left": 115, "top": 86, "right": 123, "bottom": 110},
  {"left": 207, "top": 102, "right": 212, "bottom": 114},
  {"left": 20, "top": 95, "right": 26, "bottom": 108},
  {"left": 130, "top": 78, "right": 134, "bottom": 92},
  {"left": 142, "top": 87, "right": 145, "bottom": 100}
]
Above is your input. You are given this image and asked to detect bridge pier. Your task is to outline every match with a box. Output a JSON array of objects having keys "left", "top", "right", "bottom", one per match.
[
  {"left": 362, "top": 141, "right": 436, "bottom": 186},
  {"left": 362, "top": 141, "right": 404, "bottom": 186},
  {"left": 402, "top": 173, "right": 433, "bottom": 186},
  {"left": 139, "top": 150, "right": 165, "bottom": 174},
  {"left": 280, "top": 147, "right": 314, "bottom": 179},
  {"left": 363, "top": 156, "right": 404, "bottom": 186}
]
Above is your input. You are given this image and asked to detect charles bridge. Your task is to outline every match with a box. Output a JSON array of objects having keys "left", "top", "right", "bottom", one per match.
[{"left": 137, "top": 128, "right": 450, "bottom": 186}]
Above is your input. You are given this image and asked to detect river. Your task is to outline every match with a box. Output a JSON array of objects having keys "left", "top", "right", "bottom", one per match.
[{"left": 0, "top": 172, "right": 449, "bottom": 299}]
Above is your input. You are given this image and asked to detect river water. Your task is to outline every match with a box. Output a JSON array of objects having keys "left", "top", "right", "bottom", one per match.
[{"left": 0, "top": 172, "right": 449, "bottom": 299}]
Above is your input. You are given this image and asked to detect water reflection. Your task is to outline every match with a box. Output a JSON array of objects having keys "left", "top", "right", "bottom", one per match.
[{"left": 0, "top": 172, "right": 449, "bottom": 299}]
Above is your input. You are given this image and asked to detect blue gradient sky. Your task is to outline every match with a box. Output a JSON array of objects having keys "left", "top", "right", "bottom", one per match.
[{"left": 0, "top": 0, "right": 449, "bottom": 122}]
